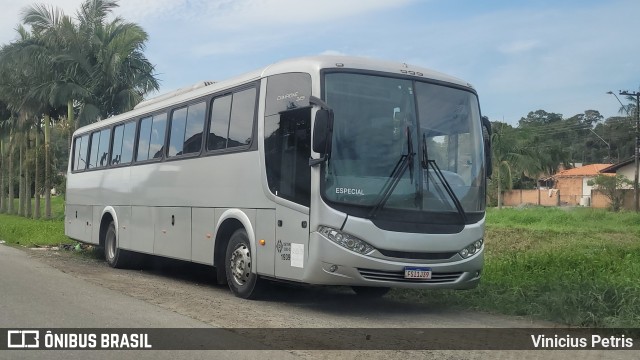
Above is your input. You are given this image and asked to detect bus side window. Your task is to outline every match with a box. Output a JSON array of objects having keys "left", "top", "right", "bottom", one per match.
[
  {"left": 72, "top": 134, "right": 89, "bottom": 171},
  {"left": 120, "top": 122, "right": 136, "bottom": 164},
  {"left": 227, "top": 88, "right": 256, "bottom": 148},
  {"left": 169, "top": 107, "right": 188, "bottom": 156},
  {"left": 111, "top": 122, "right": 136, "bottom": 165},
  {"left": 149, "top": 113, "right": 167, "bottom": 159},
  {"left": 208, "top": 95, "right": 232, "bottom": 151},
  {"left": 183, "top": 102, "right": 206, "bottom": 154},
  {"left": 88, "top": 131, "right": 101, "bottom": 169},
  {"left": 169, "top": 101, "right": 206, "bottom": 157},
  {"left": 137, "top": 116, "right": 153, "bottom": 161},
  {"left": 88, "top": 129, "right": 110, "bottom": 169},
  {"left": 111, "top": 124, "right": 125, "bottom": 165},
  {"left": 97, "top": 129, "right": 110, "bottom": 167}
]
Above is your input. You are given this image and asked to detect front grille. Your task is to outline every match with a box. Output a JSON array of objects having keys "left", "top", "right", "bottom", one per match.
[
  {"left": 357, "top": 268, "right": 462, "bottom": 283},
  {"left": 376, "top": 249, "right": 456, "bottom": 260}
]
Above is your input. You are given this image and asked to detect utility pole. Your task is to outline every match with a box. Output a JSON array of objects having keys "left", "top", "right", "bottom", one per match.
[{"left": 619, "top": 90, "right": 640, "bottom": 212}]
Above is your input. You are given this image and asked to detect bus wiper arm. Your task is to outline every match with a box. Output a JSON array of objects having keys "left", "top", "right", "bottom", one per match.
[
  {"left": 421, "top": 134, "right": 466, "bottom": 222},
  {"left": 424, "top": 159, "right": 467, "bottom": 223},
  {"left": 368, "top": 127, "right": 414, "bottom": 219}
]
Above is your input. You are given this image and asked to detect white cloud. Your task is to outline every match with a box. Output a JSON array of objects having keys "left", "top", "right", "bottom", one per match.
[
  {"left": 116, "top": 0, "right": 415, "bottom": 28},
  {"left": 0, "top": 0, "right": 83, "bottom": 43},
  {"left": 498, "top": 40, "right": 541, "bottom": 54}
]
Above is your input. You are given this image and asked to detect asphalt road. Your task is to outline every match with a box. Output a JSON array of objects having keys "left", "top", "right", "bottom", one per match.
[
  {"left": 0, "top": 244, "right": 297, "bottom": 360},
  {"left": 1, "top": 243, "right": 637, "bottom": 360}
]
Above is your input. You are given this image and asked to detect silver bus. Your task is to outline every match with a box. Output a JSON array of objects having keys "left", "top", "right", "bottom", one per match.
[{"left": 65, "top": 56, "right": 492, "bottom": 299}]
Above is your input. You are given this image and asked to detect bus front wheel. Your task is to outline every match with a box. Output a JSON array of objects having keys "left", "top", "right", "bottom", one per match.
[{"left": 225, "top": 229, "right": 264, "bottom": 299}]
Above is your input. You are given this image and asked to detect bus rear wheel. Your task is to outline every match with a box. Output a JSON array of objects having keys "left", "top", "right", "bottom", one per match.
[
  {"left": 104, "top": 221, "right": 130, "bottom": 268},
  {"left": 225, "top": 229, "right": 264, "bottom": 299},
  {"left": 352, "top": 286, "right": 391, "bottom": 298}
]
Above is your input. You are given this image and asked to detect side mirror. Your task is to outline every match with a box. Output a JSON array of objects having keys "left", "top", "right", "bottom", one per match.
[
  {"left": 481, "top": 116, "right": 492, "bottom": 178},
  {"left": 313, "top": 109, "right": 333, "bottom": 153},
  {"left": 310, "top": 109, "right": 333, "bottom": 166}
]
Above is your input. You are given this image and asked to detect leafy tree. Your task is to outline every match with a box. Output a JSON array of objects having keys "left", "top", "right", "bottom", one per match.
[
  {"left": 518, "top": 109, "right": 563, "bottom": 127},
  {"left": 588, "top": 174, "right": 632, "bottom": 212}
]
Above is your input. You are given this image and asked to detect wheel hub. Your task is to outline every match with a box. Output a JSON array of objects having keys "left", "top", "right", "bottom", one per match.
[{"left": 230, "top": 245, "right": 251, "bottom": 286}]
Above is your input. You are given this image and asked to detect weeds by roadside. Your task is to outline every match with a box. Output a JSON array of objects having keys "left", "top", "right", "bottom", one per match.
[{"left": 392, "top": 207, "right": 640, "bottom": 327}]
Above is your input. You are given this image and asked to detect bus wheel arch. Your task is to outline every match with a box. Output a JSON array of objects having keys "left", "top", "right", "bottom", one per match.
[
  {"left": 99, "top": 208, "right": 129, "bottom": 268},
  {"left": 213, "top": 211, "right": 259, "bottom": 295},
  {"left": 99, "top": 209, "right": 117, "bottom": 248}
]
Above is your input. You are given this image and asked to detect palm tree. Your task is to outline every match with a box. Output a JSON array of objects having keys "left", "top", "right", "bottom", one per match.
[
  {"left": 0, "top": 0, "right": 159, "bottom": 218},
  {"left": 0, "top": 102, "right": 10, "bottom": 213},
  {"left": 22, "top": 0, "right": 159, "bottom": 127},
  {"left": 20, "top": 1, "right": 159, "bottom": 218},
  {"left": 490, "top": 122, "right": 540, "bottom": 209},
  {"left": 0, "top": 25, "right": 55, "bottom": 218}
]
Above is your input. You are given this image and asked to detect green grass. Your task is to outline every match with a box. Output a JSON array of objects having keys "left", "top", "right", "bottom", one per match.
[
  {"left": 393, "top": 207, "right": 640, "bottom": 327},
  {"left": 0, "top": 196, "right": 70, "bottom": 247}
]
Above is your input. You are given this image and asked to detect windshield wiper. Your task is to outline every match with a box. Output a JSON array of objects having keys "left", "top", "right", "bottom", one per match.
[
  {"left": 421, "top": 135, "right": 467, "bottom": 223},
  {"left": 368, "top": 127, "right": 415, "bottom": 219}
]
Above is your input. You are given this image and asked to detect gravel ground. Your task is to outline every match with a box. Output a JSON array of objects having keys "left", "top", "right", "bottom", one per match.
[{"left": 22, "top": 247, "right": 638, "bottom": 360}]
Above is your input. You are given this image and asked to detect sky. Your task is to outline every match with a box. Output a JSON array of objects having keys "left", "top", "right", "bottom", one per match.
[{"left": 1, "top": 0, "right": 639, "bottom": 125}]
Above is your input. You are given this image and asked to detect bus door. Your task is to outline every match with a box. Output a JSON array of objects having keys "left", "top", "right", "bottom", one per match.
[{"left": 267, "top": 107, "right": 311, "bottom": 281}]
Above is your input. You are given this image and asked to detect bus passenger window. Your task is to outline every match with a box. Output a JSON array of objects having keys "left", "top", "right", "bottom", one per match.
[
  {"left": 136, "top": 116, "right": 152, "bottom": 161},
  {"left": 97, "top": 129, "right": 110, "bottom": 167},
  {"left": 120, "top": 122, "right": 136, "bottom": 164},
  {"left": 169, "top": 107, "right": 188, "bottom": 156},
  {"left": 169, "top": 102, "right": 205, "bottom": 157},
  {"left": 73, "top": 135, "right": 89, "bottom": 171},
  {"left": 149, "top": 113, "right": 167, "bottom": 159},
  {"left": 208, "top": 95, "right": 231, "bottom": 151},
  {"left": 88, "top": 131, "right": 101, "bottom": 169},
  {"left": 228, "top": 88, "right": 256, "bottom": 148},
  {"left": 111, "top": 122, "right": 136, "bottom": 165},
  {"left": 183, "top": 102, "right": 206, "bottom": 154},
  {"left": 111, "top": 124, "right": 125, "bottom": 164}
]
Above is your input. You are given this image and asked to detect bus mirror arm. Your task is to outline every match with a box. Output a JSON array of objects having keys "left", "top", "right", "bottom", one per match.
[
  {"left": 310, "top": 100, "right": 334, "bottom": 167},
  {"left": 309, "top": 95, "right": 331, "bottom": 110}
]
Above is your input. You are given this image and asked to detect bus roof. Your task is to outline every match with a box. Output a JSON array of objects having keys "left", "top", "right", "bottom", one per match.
[{"left": 73, "top": 55, "right": 473, "bottom": 136}]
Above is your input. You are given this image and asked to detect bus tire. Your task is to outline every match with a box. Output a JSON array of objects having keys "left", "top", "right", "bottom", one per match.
[
  {"left": 104, "top": 221, "right": 129, "bottom": 268},
  {"left": 225, "top": 229, "right": 264, "bottom": 299},
  {"left": 352, "top": 286, "right": 391, "bottom": 298}
]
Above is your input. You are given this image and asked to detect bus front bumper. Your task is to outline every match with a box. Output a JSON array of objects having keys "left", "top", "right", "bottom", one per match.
[{"left": 301, "top": 232, "right": 483, "bottom": 289}]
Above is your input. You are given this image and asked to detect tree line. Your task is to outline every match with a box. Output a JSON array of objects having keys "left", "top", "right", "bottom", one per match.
[
  {"left": 489, "top": 105, "right": 639, "bottom": 207},
  {"left": 0, "top": 0, "right": 159, "bottom": 219}
]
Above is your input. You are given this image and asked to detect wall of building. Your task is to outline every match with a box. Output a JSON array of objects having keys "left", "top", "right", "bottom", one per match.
[
  {"left": 555, "top": 177, "right": 583, "bottom": 205},
  {"left": 502, "top": 189, "right": 559, "bottom": 207},
  {"left": 592, "top": 189, "right": 635, "bottom": 210}
]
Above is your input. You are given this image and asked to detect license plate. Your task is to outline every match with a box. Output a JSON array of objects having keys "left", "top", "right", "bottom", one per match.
[{"left": 404, "top": 267, "right": 432, "bottom": 279}]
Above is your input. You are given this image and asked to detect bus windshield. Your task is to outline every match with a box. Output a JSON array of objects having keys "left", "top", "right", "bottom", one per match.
[{"left": 323, "top": 72, "right": 485, "bottom": 223}]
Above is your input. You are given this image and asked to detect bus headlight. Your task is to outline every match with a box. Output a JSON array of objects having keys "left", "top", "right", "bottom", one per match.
[
  {"left": 459, "top": 239, "right": 483, "bottom": 259},
  {"left": 318, "top": 226, "right": 375, "bottom": 255}
]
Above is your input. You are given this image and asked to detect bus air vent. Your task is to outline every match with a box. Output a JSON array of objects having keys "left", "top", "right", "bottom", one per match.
[{"left": 357, "top": 269, "right": 462, "bottom": 283}]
